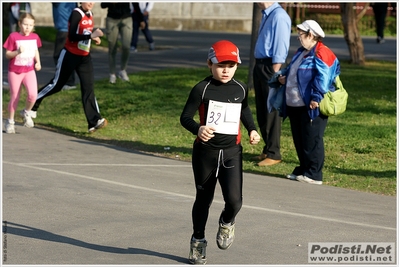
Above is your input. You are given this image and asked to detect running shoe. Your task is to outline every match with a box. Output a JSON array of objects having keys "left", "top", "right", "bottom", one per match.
[
  {"left": 88, "top": 118, "right": 108, "bottom": 133},
  {"left": 216, "top": 219, "right": 235, "bottom": 250},
  {"left": 5, "top": 120, "right": 15, "bottom": 134},
  {"left": 118, "top": 70, "right": 130, "bottom": 82},
  {"left": 109, "top": 74, "right": 116, "bottom": 84},
  {"left": 188, "top": 237, "right": 207, "bottom": 265},
  {"left": 20, "top": 109, "right": 34, "bottom": 128}
]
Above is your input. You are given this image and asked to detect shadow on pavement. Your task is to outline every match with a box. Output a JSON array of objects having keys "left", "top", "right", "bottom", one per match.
[{"left": 3, "top": 221, "right": 189, "bottom": 264}]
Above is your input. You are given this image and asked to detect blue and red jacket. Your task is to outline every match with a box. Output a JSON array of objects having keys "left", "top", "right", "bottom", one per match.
[{"left": 282, "top": 41, "right": 340, "bottom": 120}]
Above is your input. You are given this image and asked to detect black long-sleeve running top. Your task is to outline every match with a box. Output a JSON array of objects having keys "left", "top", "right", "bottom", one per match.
[{"left": 180, "top": 76, "right": 257, "bottom": 149}]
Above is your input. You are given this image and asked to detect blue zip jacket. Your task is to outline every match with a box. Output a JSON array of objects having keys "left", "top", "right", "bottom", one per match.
[
  {"left": 282, "top": 41, "right": 340, "bottom": 120},
  {"left": 52, "top": 3, "right": 77, "bottom": 32}
]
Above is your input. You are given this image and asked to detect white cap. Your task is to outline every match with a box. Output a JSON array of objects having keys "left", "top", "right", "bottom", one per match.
[{"left": 297, "top": 20, "right": 325, "bottom": 38}]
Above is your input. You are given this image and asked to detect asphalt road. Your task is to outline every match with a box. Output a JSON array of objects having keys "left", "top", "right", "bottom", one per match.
[
  {"left": 3, "top": 30, "right": 396, "bottom": 86},
  {"left": 2, "top": 30, "right": 397, "bottom": 266}
]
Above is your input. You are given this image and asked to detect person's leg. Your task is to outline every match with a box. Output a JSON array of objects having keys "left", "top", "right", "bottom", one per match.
[
  {"left": 119, "top": 16, "right": 133, "bottom": 71},
  {"left": 141, "top": 15, "right": 154, "bottom": 49},
  {"left": 253, "top": 60, "right": 281, "bottom": 160},
  {"left": 192, "top": 176, "right": 217, "bottom": 240},
  {"left": 75, "top": 54, "right": 103, "bottom": 129},
  {"left": 191, "top": 142, "right": 219, "bottom": 240},
  {"left": 9, "top": 11, "right": 17, "bottom": 32},
  {"left": 33, "top": 49, "right": 75, "bottom": 111},
  {"left": 373, "top": 4, "right": 388, "bottom": 42},
  {"left": 253, "top": 64, "right": 268, "bottom": 155},
  {"left": 217, "top": 146, "right": 243, "bottom": 224},
  {"left": 7, "top": 71, "right": 23, "bottom": 121},
  {"left": 130, "top": 13, "right": 140, "bottom": 48},
  {"left": 287, "top": 106, "right": 306, "bottom": 176},
  {"left": 302, "top": 114, "right": 328, "bottom": 182},
  {"left": 215, "top": 145, "right": 242, "bottom": 250},
  {"left": 54, "top": 31, "right": 75, "bottom": 86},
  {"left": 21, "top": 70, "right": 38, "bottom": 111},
  {"left": 105, "top": 17, "right": 119, "bottom": 76}
]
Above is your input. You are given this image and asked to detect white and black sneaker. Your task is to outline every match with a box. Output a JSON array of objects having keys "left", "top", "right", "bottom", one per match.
[
  {"left": 88, "top": 118, "right": 108, "bottom": 133},
  {"left": 189, "top": 237, "right": 207, "bottom": 265}
]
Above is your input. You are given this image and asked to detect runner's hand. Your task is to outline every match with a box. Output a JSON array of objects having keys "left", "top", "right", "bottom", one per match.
[{"left": 198, "top": 126, "right": 216, "bottom": 142}]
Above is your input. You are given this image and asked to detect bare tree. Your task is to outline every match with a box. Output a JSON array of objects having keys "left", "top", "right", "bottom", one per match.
[
  {"left": 247, "top": 3, "right": 262, "bottom": 90},
  {"left": 340, "top": 3, "right": 370, "bottom": 65}
]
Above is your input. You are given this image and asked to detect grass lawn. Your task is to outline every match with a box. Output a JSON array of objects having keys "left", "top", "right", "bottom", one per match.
[{"left": 3, "top": 61, "right": 396, "bottom": 196}]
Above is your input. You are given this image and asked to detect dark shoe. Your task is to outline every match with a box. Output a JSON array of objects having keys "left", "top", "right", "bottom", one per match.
[
  {"left": 258, "top": 158, "right": 281, "bottom": 167},
  {"left": 252, "top": 153, "right": 267, "bottom": 161}
]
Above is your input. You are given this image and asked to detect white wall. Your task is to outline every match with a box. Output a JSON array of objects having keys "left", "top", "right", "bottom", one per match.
[{"left": 30, "top": 2, "right": 254, "bottom": 33}]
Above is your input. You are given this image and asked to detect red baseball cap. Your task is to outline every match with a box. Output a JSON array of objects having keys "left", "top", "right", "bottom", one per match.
[{"left": 208, "top": 40, "right": 241, "bottom": 64}]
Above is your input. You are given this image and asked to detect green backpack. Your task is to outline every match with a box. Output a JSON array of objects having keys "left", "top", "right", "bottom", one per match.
[{"left": 320, "top": 75, "right": 348, "bottom": 116}]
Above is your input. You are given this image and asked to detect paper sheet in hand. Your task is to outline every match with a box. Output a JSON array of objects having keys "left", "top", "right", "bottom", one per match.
[{"left": 206, "top": 100, "right": 241, "bottom": 135}]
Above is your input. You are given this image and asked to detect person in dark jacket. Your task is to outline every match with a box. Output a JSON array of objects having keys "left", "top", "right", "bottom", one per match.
[
  {"left": 100, "top": 3, "right": 143, "bottom": 84},
  {"left": 371, "top": 3, "right": 389, "bottom": 43}
]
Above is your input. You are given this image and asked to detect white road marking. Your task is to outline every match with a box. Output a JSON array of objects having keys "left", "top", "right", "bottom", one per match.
[{"left": 3, "top": 161, "right": 395, "bottom": 231}]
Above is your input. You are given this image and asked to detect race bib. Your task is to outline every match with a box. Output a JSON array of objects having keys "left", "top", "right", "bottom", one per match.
[
  {"left": 15, "top": 40, "right": 37, "bottom": 67},
  {"left": 206, "top": 100, "right": 241, "bottom": 135},
  {"left": 78, "top": 29, "right": 92, "bottom": 52}
]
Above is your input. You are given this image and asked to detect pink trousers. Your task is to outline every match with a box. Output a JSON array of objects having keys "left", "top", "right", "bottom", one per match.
[{"left": 7, "top": 70, "right": 38, "bottom": 112}]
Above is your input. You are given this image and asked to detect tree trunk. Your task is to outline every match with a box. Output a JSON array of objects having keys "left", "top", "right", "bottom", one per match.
[
  {"left": 340, "top": 3, "right": 366, "bottom": 65},
  {"left": 247, "top": 3, "right": 262, "bottom": 90}
]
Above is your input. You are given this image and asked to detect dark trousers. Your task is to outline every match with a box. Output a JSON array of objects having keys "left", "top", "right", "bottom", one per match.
[
  {"left": 131, "top": 13, "right": 153, "bottom": 47},
  {"left": 287, "top": 106, "right": 328, "bottom": 181},
  {"left": 54, "top": 31, "right": 76, "bottom": 86},
  {"left": 33, "top": 49, "right": 102, "bottom": 129},
  {"left": 191, "top": 143, "right": 243, "bottom": 239},
  {"left": 253, "top": 59, "right": 282, "bottom": 160},
  {"left": 372, "top": 3, "right": 388, "bottom": 38}
]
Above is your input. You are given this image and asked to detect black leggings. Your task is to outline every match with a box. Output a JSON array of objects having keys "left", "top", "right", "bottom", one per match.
[{"left": 191, "top": 142, "right": 243, "bottom": 239}]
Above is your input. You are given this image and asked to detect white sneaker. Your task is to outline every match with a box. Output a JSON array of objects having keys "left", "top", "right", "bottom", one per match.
[
  {"left": 130, "top": 46, "right": 137, "bottom": 52},
  {"left": 109, "top": 74, "right": 116, "bottom": 84},
  {"left": 88, "top": 118, "right": 108, "bottom": 133},
  {"left": 296, "top": 175, "right": 323, "bottom": 185},
  {"left": 286, "top": 174, "right": 297, "bottom": 180},
  {"left": 5, "top": 120, "right": 15, "bottom": 134},
  {"left": 118, "top": 70, "right": 130, "bottom": 82},
  {"left": 29, "top": 110, "right": 37, "bottom": 119},
  {"left": 62, "top": 85, "right": 77, "bottom": 90},
  {"left": 20, "top": 109, "right": 34, "bottom": 128}
]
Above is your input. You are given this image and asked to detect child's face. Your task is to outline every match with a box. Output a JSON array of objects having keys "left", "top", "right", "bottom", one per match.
[
  {"left": 208, "top": 61, "right": 238, "bottom": 83},
  {"left": 81, "top": 2, "right": 95, "bottom": 11},
  {"left": 19, "top": 18, "right": 35, "bottom": 36}
]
